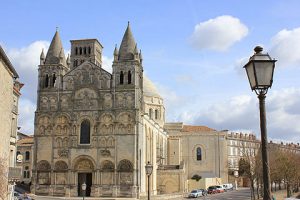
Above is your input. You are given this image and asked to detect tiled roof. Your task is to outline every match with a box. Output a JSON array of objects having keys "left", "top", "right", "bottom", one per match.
[
  {"left": 182, "top": 125, "right": 215, "bottom": 132},
  {"left": 17, "top": 137, "right": 34, "bottom": 146}
]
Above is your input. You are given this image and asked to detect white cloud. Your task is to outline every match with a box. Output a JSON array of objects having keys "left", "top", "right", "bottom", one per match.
[
  {"left": 161, "top": 85, "right": 300, "bottom": 142},
  {"left": 190, "top": 15, "right": 248, "bottom": 51},
  {"left": 102, "top": 56, "right": 113, "bottom": 73},
  {"left": 7, "top": 41, "right": 50, "bottom": 102},
  {"left": 270, "top": 27, "right": 300, "bottom": 67},
  {"left": 18, "top": 98, "right": 36, "bottom": 134}
]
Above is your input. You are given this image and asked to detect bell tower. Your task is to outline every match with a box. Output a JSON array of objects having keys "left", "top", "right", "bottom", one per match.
[
  {"left": 37, "top": 30, "right": 69, "bottom": 109},
  {"left": 112, "top": 22, "right": 143, "bottom": 109}
]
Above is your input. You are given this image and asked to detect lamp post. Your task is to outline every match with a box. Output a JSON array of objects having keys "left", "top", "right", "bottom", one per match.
[
  {"left": 243, "top": 46, "right": 276, "bottom": 200},
  {"left": 81, "top": 182, "right": 86, "bottom": 200},
  {"left": 145, "top": 161, "right": 153, "bottom": 200}
]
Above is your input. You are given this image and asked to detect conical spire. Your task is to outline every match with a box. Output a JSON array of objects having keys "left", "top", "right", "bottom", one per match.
[
  {"left": 40, "top": 49, "right": 45, "bottom": 60},
  {"left": 114, "top": 44, "right": 119, "bottom": 56},
  {"left": 66, "top": 54, "right": 70, "bottom": 66},
  {"left": 118, "top": 22, "right": 137, "bottom": 61},
  {"left": 45, "top": 30, "right": 66, "bottom": 65}
]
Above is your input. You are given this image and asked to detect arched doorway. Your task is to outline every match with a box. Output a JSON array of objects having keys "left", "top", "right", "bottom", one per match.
[{"left": 74, "top": 158, "right": 95, "bottom": 197}]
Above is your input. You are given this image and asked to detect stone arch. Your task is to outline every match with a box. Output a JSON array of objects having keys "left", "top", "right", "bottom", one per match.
[
  {"left": 101, "top": 160, "right": 114, "bottom": 172},
  {"left": 63, "top": 137, "right": 69, "bottom": 147},
  {"left": 72, "top": 155, "right": 96, "bottom": 171},
  {"left": 107, "top": 137, "right": 114, "bottom": 147},
  {"left": 37, "top": 160, "right": 51, "bottom": 185},
  {"left": 117, "top": 159, "right": 133, "bottom": 172},
  {"left": 193, "top": 144, "right": 207, "bottom": 162},
  {"left": 40, "top": 96, "right": 49, "bottom": 110},
  {"left": 118, "top": 159, "right": 133, "bottom": 185},
  {"left": 54, "top": 160, "right": 68, "bottom": 171},
  {"left": 117, "top": 112, "right": 133, "bottom": 124},
  {"left": 55, "top": 137, "right": 63, "bottom": 148},
  {"left": 100, "top": 113, "right": 114, "bottom": 124},
  {"left": 99, "top": 137, "right": 106, "bottom": 147},
  {"left": 37, "top": 160, "right": 51, "bottom": 171}
]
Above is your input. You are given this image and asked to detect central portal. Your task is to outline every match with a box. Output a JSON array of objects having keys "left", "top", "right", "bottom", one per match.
[{"left": 78, "top": 173, "right": 92, "bottom": 197}]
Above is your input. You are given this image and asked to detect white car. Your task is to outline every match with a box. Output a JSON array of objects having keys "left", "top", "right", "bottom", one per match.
[{"left": 223, "top": 183, "right": 234, "bottom": 191}]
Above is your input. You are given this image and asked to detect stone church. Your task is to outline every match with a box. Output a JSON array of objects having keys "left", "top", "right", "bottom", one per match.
[{"left": 32, "top": 23, "right": 228, "bottom": 198}]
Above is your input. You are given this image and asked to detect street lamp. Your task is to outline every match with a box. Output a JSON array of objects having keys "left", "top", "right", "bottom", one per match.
[
  {"left": 243, "top": 46, "right": 276, "bottom": 200},
  {"left": 145, "top": 161, "right": 153, "bottom": 200},
  {"left": 81, "top": 182, "right": 86, "bottom": 200}
]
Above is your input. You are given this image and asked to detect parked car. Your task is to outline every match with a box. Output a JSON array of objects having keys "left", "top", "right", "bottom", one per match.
[
  {"left": 223, "top": 183, "right": 234, "bottom": 191},
  {"left": 216, "top": 185, "right": 225, "bottom": 193},
  {"left": 207, "top": 186, "right": 218, "bottom": 194},
  {"left": 188, "top": 189, "right": 203, "bottom": 198},
  {"left": 198, "top": 189, "right": 208, "bottom": 196},
  {"left": 13, "top": 192, "right": 32, "bottom": 200}
]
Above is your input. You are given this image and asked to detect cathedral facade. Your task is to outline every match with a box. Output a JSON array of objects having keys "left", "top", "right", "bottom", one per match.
[{"left": 32, "top": 24, "right": 167, "bottom": 198}]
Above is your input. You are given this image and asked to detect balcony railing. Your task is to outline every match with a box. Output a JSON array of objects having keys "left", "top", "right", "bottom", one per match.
[{"left": 8, "top": 167, "right": 22, "bottom": 182}]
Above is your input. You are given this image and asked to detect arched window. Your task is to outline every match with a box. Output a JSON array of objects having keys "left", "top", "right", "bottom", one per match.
[
  {"left": 75, "top": 47, "right": 78, "bottom": 55},
  {"left": 128, "top": 71, "right": 132, "bottom": 84},
  {"left": 88, "top": 47, "right": 91, "bottom": 54},
  {"left": 79, "top": 47, "right": 82, "bottom": 55},
  {"left": 155, "top": 109, "right": 158, "bottom": 119},
  {"left": 45, "top": 74, "right": 49, "bottom": 88},
  {"left": 120, "top": 71, "right": 124, "bottom": 85},
  {"left": 149, "top": 108, "right": 153, "bottom": 119},
  {"left": 24, "top": 166, "right": 30, "bottom": 178},
  {"left": 25, "top": 151, "right": 30, "bottom": 161},
  {"left": 84, "top": 47, "right": 86, "bottom": 55},
  {"left": 196, "top": 147, "right": 202, "bottom": 161},
  {"left": 52, "top": 74, "right": 56, "bottom": 87},
  {"left": 80, "top": 120, "right": 90, "bottom": 144}
]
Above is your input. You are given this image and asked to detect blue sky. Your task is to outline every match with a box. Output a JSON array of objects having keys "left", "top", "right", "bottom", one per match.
[{"left": 1, "top": 0, "right": 300, "bottom": 142}]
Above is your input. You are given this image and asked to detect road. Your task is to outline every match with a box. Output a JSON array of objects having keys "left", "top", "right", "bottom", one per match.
[
  {"left": 180, "top": 188, "right": 251, "bottom": 200},
  {"left": 31, "top": 188, "right": 251, "bottom": 200}
]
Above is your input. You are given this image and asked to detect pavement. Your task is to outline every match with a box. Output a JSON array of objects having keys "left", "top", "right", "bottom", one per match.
[{"left": 179, "top": 188, "right": 251, "bottom": 200}]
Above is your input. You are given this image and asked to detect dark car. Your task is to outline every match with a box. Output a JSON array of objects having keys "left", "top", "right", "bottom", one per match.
[
  {"left": 198, "top": 189, "right": 208, "bottom": 196},
  {"left": 207, "top": 186, "right": 218, "bottom": 194}
]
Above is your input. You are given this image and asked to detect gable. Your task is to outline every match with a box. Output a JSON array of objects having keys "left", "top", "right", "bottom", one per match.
[{"left": 63, "top": 61, "right": 112, "bottom": 90}]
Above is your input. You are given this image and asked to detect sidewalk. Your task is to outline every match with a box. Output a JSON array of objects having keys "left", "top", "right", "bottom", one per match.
[{"left": 257, "top": 190, "right": 300, "bottom": 200}]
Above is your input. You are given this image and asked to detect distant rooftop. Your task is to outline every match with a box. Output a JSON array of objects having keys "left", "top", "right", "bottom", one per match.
[{"left": 182, "top": 125, "right": 215, "bottom": 132}]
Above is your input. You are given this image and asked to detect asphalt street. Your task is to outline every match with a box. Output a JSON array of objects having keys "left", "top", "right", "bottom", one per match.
[
  {"left": 30, "top": 188, "right": 251, "bottom": 200},
  {"left": 180, "top": 188, "right": 251, "bottom": 200}
]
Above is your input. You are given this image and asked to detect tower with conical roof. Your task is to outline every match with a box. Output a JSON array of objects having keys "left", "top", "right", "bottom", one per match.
[
  {"left": 37, "top": 30, "right": 68, "bottom": 109},
  {"left": 112, "top": 22, "right": 143, "bottom": 109}
]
